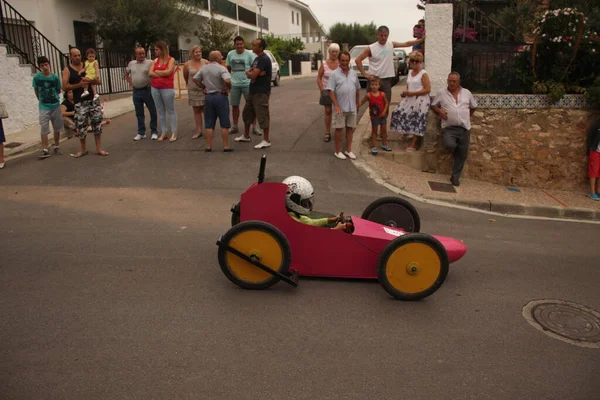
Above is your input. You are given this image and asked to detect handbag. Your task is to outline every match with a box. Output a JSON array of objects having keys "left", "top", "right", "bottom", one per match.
[{"left": 0, "top": 101, "right": 8, "bottom": 119}]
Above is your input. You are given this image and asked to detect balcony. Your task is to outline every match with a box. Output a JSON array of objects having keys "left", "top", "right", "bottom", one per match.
[{"left": 196, "top": 0, "right": 268, "bottom": 30}]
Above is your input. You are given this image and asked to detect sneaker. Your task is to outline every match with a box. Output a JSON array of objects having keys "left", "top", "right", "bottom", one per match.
[
  {"left": 0, "top": 162, "right": 5, "bottom": 169},
  {"left": 253, "top": 125, "right": 264, "bottom": 135},
  {"left": 134, "top": 134, "right": 146, "bottom": 141},
  {"left": 254, "top": 140, "right": 271, "bottom": 149},
  {"left": 151, "top": 133, "right": 158, "bottom": 140},
  {"left": 334, "top": 152, "right": 347, "bottom": 160},
  {"left": 229, "top": 125, "right": 239, "bottom": 134},
  {"left": 53, "top": 146, "right": 62, "bottom": 155},
  {"left": 588, "top": 193, "right": 600, "bottom": 200},
  {"left": 344, "top": 151, "right": 357, "bottom": 160},
  {"left": 371, "top": 147, "right": 378, "bottom": 155},
  {"left": 81, "top": 90, "right": 89, "bottom": 98},
  {"left": 93, "top": 94, "right": 100, "bottom": 101},
  {"left": 450, "top": 177, "right": 460, "bottom": 186},
  {"left": 38, "top": 149, "right": 50, "bottom": 159},
  {"left": 234, "top": 135, "right": 251, "bottom": 142},
  {"left": 381, "top": 145, "right": 392, "bottom": 151}
]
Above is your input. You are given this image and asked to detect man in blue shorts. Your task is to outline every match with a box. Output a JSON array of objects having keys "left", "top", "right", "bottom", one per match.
[{"left": 226, "top": 36, "right": 262, "bottom": 135}]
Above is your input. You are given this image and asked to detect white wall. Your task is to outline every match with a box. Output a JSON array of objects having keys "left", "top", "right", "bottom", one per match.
[
  {"left": 9, "top": 0, "right": 92, "bottom": 52},
  {"left": 0, "top": 45, "right": 39, "bottom": 134},
  {"left": 260, "top": 0, "right": 292, "bottom": 35},
  {"left": 424, "top": 3, "right": 453, "bottom": 96}
]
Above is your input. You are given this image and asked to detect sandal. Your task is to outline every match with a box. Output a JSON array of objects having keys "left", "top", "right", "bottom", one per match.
[
  {"left": 95, "top": 150, "right": 110, "bottom": 156},
  {"left": 169, "top": 135, "right": 177, "bottom": 142},
  {"left": 192, "top": 133, "right": 203, "bottom": 139},
  {"left": 323, "top": 133, "right": 331, "bottom": 142},
  {"left": 70, "top": 151, "right": 89, "bottom": 158},
  {"left": 157, "top": 134, "right": 168, "bottom": 142}
]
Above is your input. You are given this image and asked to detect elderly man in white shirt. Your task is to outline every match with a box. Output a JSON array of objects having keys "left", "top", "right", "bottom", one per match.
[{"left": 431, "top": 72, "right": 478, "bottom": 186}]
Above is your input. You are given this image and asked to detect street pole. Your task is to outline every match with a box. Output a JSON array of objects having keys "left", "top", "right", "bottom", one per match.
[{"left": 256, "top": 0, "right": 263, "bottom": 38}]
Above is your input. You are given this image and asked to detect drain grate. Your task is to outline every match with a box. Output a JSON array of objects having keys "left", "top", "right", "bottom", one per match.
[
  {"left": 522, "top": 299, "right": 600, "bottom": 348},
  {"left": 428, "top": 181, "right": 457, "bottom": 193},
  {"left": 4, "top": 142, "right": 22, "bottom": 149}
]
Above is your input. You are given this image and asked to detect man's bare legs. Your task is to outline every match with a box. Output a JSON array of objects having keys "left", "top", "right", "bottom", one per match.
[
  {"left": 334, "top": 128, "right": 343, "bottom": 154},
  {"left": 591, "top": 177, "right": 598, "bottom": 195},
  {"left": 345, "top": 127, "right": 354, "bottom": 153},
  {"left": 221, "top": 127, "right": 231, "bottom": 151}
]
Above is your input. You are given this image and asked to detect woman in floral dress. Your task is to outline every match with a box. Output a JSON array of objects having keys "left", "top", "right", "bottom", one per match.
[{"left": 390, "top": 51, "right": 431, "bottom": 151}]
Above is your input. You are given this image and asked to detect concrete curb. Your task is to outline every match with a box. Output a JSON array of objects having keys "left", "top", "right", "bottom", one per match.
[{"left": 351, "top": 110, "right": 600, "bottom": 224}]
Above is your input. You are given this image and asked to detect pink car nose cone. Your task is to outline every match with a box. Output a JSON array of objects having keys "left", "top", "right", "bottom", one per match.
[{"left": 434, "top": 235, "right": 468, "bottom": 263}]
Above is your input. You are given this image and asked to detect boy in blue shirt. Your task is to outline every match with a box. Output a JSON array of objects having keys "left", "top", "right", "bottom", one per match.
[{"left": 32, "top": 56, "right": 64, "bottom": 159}]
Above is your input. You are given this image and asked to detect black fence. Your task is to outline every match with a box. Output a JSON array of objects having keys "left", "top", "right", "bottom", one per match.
[{"left": 452, "top": 44, "right": 531, "bottom": 93}]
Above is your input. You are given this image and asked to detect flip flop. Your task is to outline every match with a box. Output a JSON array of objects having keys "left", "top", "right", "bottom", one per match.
[
  {"left": 70, "top": 151, "right": 89, "bottom": 158},
  {"left": 169, "top": 136, "right": 177, "bottom": 142},
  {"left": 323, "top": 133, "right": 331, "bottom": 142},
  {"left": 95, "top": 151, "right": 110, "bottom": 156},
  {"left": 192, "top": 133, "right": 203, "bottom": 139}
]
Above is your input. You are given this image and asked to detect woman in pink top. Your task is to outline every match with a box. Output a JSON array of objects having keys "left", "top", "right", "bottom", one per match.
[
  {"left": 316, "top": 43, "right": 340, "bottom": 142},
  {"left": 149, "top": 40, "right": 178, "bottom": 142}
]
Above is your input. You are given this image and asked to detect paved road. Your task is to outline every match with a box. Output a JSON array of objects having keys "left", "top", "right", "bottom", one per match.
[{"left": 1, "top": 77, "right": 598, "bottom": 400}]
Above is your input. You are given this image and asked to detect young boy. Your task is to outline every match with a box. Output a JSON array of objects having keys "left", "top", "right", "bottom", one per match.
[
  {"left": 32, "top": 56, "right": 64, "bottom": 159},
  {"left": 587, "top": 117, "right": 600, "bottom": 200},
  {"left": 359, "top": 77, "right": 391, "bottom": 156},
  {"left": 80, "top": 48, "right": 100, "bottom": 101}
]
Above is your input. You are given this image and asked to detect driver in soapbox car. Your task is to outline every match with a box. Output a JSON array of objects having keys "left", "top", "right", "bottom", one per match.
[{"left": 283, "top": 176, "right": 351, "bottom": 232}]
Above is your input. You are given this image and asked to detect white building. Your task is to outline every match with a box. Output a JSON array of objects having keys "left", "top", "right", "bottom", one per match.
[{"left": 1, "top": 0, "right": 326, "bottom": 57}]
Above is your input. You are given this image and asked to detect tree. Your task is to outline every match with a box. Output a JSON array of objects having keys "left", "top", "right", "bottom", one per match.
[
  {"left": 263, "top": 34, "right": 305, "bottom": 65},
  {"left": 86, "top": 0, "right": 197, "bottom": 49},
  {"left": 195, "top": 12, "right": 236, "bottom": 54},
  {"left": 327, "top": 22, "right": 378, "bottom": 49}
]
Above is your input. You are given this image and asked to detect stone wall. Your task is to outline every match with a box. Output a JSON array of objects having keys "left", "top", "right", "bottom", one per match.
[{"left": 424, "top": 108, "right": 593, "bottom": 190}]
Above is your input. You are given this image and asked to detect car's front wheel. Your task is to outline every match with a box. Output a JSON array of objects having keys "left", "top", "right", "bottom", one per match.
[{"left": 273, "top": 72, "right": 280, "bottom": 86}]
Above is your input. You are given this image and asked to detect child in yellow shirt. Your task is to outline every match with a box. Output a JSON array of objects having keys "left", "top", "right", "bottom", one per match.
[{"left": 80, "top": 48, "right": 100, "bottom": 101}]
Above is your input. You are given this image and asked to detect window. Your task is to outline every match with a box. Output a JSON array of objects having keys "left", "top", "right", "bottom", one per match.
[
  {"left": 297, "top": 13, "right": 300, "bottom": 25},
  {"left": 291, "top": 10, "right": 294, "bottom": 24}
]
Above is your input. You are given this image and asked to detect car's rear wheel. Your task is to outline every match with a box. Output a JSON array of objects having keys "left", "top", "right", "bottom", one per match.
[
  {"left": 218, "top": 221, "right": 291, "bottom": 290},
  {"left": 378, "top": 234, "right": 449, "bottom": 301},
  {"left": 273, "top": 72, "right": 280, "bottom": 86},
  {"left": 361, "top": 197, "right": 420, "bottom": 233}
]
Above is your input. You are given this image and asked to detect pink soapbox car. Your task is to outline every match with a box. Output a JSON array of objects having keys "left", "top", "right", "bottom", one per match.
[{"left": 216, "top": 156, "right": 467, "bottom": 300}]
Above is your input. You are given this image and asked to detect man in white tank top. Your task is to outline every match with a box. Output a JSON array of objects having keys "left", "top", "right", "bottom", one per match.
[{"left": 355, "top": 26, "right": 424, "bottom": 115}]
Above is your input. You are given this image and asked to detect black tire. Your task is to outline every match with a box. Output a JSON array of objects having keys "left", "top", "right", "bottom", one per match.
[
  {"left": 231, "top": 202, "right": 240, "bottom": 227},
  {"left": 377, "top": 233, "right": 449, "bottom": 301},
  {"left": 361, "top": 197, "right": 421, "bottom": 233},
  {"left": 218, "top": 221, "right": 291, "bottom": 290},
  {"left": 273, "top": 72, "right": 280, "bottom": 86}
]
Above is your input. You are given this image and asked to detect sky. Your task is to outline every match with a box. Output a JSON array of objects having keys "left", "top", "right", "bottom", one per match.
[{"left": 302, "top": 0, "right": 425, "bottom": 44}]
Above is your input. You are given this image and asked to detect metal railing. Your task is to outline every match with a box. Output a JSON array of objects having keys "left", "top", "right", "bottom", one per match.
[
  {"left": 0, "top": 0, "right": 67, "bottom": 75},
  {"left": 452, "top": 44, "right": 531, "bottom": 93},
  {"left": 453, "top": 0, "right": 518, "bottom": 43}
]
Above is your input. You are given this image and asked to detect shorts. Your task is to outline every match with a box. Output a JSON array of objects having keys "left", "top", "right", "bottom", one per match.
[
  {"left": 243, "top": 93, "right": 270, "bottom": 129},
  {"left": 379, "top": 78, "right": 392, "bottom": 109},
  {"left": 589, "top": 150, "right": 600, "bottom": 178},
  {"left": 74, "top": 98, "right": 103, "bottom": 139},
  {"left": 204, "top": 93, "right": 231, "bottom": 130},
  {"left": 319, "top": 90, "right": 332, "bottom": 106},
  {"left": 230, "top": 85, "right": 249, "bottom": 107},
  {"left": 39, "top": 106, "right": 64, "bottom": 135},
  {"left": 371, "top": 118, "right": 387, "bottom": 126},
  {"left": 332, "top": 111, "right": 357, "bottom": 129}
]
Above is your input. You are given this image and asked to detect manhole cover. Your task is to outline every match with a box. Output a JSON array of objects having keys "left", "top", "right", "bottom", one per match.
[
  {"left": 428, "top": 181, "right": 457, "bottom": 193},
  {"left": 522, "top": 299, "right": 600, "bottom": 348},
  {"left": 4, "top": 142, "right": 22, "bottom": 149}
]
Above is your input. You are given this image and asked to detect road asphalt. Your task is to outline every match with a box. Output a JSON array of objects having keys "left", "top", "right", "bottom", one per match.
[{"left": 0, "top": 77, "right": 598, "bottom": 400}]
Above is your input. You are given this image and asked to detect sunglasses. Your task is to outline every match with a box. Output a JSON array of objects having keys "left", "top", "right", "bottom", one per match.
[{"left": 410, "top": 59, "right": 421, "bottom": 63}]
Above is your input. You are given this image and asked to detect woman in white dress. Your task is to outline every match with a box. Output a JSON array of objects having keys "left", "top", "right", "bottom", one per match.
[{"left": 390, "top": 51, "right": 431, "bottom": 151}]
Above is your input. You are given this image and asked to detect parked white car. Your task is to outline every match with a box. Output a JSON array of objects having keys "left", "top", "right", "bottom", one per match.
[
  {"left": 349, "top": 45, "right": 369, "bottom": 88},
  {"left": 264, "top": 50, "right": 281, "bottom": 86}
]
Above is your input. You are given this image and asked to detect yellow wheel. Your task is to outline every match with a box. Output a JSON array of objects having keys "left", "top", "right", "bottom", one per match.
[
  {"left": 377, "top": 233, "right": 449, "bottom": 301},
  {"left": 218, "top": 221, "right": 291, "bottom": 290}
]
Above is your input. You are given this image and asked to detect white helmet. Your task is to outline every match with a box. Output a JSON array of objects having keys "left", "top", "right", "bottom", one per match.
[{"left": 282, "top": 176, "right": 314, "bottom": 215}]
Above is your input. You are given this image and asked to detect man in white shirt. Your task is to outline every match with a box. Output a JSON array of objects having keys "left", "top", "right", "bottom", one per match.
[
  {"left": 355, "top": 25, "right": 424, "bottom": 115},
  {"left": 431, "top": 72, "right": 478, "bottom": 186}
]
